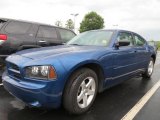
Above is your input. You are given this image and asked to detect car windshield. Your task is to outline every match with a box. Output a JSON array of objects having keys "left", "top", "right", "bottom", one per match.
[{"left": 67, "top": 31, "right": 113, "bottom": 46}]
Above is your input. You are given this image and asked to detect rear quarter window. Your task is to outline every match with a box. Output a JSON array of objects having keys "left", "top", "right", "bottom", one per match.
[
  {"left": 5, "top": 21, "right": 31, "bottom": 34},
  {"left": 0, "top": 23, "right": 3, "bottom": 29},
  {"left": 58, "top": 28, "right": 76, "bottom": 42},
  {"left": 0, "top": 19, "right": 7, "bottom": 29},
  {"left": 134, "top": 34, "right": 146, "bottom": 46}
]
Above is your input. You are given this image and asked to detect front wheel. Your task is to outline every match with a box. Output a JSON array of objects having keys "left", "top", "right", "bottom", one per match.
[
  {"left": 63, "top": 68, "right": 98, "bottom": 114},
  {"left": 142, "top": 58, "right": 154, "bottom": 78}
]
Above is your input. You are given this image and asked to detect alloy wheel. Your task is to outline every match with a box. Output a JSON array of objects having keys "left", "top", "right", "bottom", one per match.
[
  {"left": 77, "top": 77, "right": 96, "bottom": 108},
  {"left": 148, "top": 60, "right": 154, "bottom": 75}
]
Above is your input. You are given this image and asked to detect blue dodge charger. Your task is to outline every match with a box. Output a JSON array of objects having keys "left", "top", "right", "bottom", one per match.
[{"left": 2, "top": 30, "right": 156, "bottom": 114}]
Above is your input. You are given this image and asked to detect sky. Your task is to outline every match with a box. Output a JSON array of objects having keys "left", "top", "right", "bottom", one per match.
[{"left": 0, "top": 0, "right": 160, "bottom": 40}]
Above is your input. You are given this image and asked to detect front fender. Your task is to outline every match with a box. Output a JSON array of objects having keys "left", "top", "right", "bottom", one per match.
[
  {"left": 68, "top": 60, "right": 103, "bottom": 74},
  {"left": 59, "top": 57, "right": 104, "bottom": 80}
]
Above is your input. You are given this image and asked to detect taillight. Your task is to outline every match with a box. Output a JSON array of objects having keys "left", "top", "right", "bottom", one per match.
[
  {"left": 0, "top": 34, "right": 7, "bottom": 45},
  {"left": 0, "top": 34, "right": 7, "bottom": 41}
]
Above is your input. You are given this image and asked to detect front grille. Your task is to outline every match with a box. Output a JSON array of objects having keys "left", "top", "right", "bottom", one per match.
[
  {"left": 8, "top": 62, "right": 22, "bottom": 79},
  {"left": 9, "top": 63, "right": 19, "bottom": 71}
]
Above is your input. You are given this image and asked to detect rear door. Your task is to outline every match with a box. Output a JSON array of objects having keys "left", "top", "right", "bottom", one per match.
[
  {"left": 4, "top": 21, "right": 35, "bottom": 53},
  {"left": 133, "top": 34, "right": 150, "bottom": 69},
  {"left": 36, "top": 25, "right": 61, "bottom": 47}
]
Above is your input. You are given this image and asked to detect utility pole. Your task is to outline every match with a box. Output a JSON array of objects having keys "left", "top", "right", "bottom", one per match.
[{"left": 70, "top": 13, "right": 79, "bottom": 32}]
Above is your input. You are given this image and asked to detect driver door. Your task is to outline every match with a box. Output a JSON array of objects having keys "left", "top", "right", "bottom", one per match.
[{"left": 113, "top": 32, "right": 137, "bottom": 81}]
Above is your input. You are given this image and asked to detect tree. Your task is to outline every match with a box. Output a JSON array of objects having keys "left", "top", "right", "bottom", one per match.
[
  {"left": 79, "top": 11, "right": 104, "bottom": 33},
  {"left": 157, "top": 41, "right": 160, "bottom": 50},
  {"left": 65, "top": 19, "right": 74, "bottom": 30},
  {"left": 55, "top": 20, "right": 63, "bottom": 27}
]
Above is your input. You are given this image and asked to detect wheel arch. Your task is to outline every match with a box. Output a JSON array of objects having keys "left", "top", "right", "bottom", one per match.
[
  {"left": 151, "top": 54, "right": 156, "bottom": 63},
  {"left": 65, "top": 61, "right": 105, "bottom": 93}
]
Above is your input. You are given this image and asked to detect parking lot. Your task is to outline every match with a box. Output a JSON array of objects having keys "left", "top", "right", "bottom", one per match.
[{"left": 0, "top": 52, "right": 160, "bottom": 120}]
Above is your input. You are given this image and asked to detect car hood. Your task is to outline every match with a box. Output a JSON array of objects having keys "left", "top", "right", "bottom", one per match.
[{"left": 15, "top": 45, "right": 108, "bottom": 60}]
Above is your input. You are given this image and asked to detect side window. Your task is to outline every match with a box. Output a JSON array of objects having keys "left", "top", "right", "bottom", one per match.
[
  {"left": 37, "top": 26, "right": 57, "bottom": 39},
  {"left": 117, "top": 32, "right": 134, "bottom": 47},
  {"left": 5, "top": 21, "right": 31, "bottom": 34},
  {"left": 134, "top": 35, "right": 145, "bottom": 46},
  {"left": 58, "top": 29, "right": 75, "bottom": 42}
]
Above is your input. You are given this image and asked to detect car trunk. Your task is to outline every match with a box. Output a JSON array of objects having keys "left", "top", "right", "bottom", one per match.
[{"left": 0, "top": 19, "right": 9, "bottom": 55}]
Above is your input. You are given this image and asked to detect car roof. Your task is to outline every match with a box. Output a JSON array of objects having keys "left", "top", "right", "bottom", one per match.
[
  {"left": 0, "top": 17, "right": 75, "bottom": 34},
  {"left": 90, "top": 29, "right": 144, "bottom": 36},
  {"left": 88, "top": 29, "right": 137, "bottom": 34},
  {"left": 88, "top": 29, "right": 146, "bottom": 40}
]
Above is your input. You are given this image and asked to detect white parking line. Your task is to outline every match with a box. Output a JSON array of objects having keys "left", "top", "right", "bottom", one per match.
[
  {"left": 1, "top": 77, "right": 159, "bottom": 120},
  {"left": 121, "top": 80, "right": 160, "bottom": 120}
]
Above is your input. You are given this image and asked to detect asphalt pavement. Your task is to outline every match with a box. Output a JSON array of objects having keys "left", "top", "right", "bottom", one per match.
[
  {"left": 134, "top": 87, "right": 160, "bottom": 120},
  {"left": 0, "top": 52, "right": 160, "bottom": 120}
]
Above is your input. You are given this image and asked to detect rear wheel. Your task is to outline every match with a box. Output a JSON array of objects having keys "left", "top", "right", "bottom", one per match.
[
  {"left": 142, "top": 58, "right": 154, "bottom": 78},
  {"left": 63, "top": 68, "right": 98, "bottom": 114}
]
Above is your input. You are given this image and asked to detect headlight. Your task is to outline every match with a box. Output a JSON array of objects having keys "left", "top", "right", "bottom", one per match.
[{"left": 25, "top": 65, "right": 57, "bottom": 80}]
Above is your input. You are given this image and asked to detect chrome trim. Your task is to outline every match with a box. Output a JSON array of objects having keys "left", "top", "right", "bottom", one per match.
[
  {"left": 105, "top": 68, "right": 145, "bottom": 81},
  {"left": 8, "top": 68, "right": 20, "bottom": 74},
  {"left": 114, "top": 62, "right": 138, "bottom": 69}
]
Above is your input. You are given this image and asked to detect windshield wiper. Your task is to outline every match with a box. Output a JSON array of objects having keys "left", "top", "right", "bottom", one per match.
[{"left": 69, "top": 44, "right": 81, "bottom": 46}]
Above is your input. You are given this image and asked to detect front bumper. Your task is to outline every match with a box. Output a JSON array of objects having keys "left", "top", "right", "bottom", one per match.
[{"left": 2, "top": 72, "right": 62, "bottom": 108}]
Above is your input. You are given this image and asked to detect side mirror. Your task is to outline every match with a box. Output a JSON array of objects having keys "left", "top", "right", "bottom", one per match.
[
  {"left": 114, "top": 42, "right": 120, "bottom": 49},
  {"left": 119, "top": 41, "right": 130, "bottom": 46},
  {"left": 114, "top": 41, "right": 131, "bottom": 49}
]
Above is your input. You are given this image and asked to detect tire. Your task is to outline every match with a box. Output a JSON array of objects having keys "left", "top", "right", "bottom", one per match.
[
  {"left": 142, "top": 58, "right": 154, "bottom": 78},
  {"left": 63, "top": 68, "right": 98, "bottom": 114}
]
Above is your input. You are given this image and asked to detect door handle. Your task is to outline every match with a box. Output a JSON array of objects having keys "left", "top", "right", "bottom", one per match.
[
  {"left": 130, "top": 50, "right": 137, "bottom": 53},
  {"left": 38, "top": 40, "right": 47, "bottom": 43}
]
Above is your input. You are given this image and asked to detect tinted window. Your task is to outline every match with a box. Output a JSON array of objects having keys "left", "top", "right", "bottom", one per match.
[
  {"left": 134, "top": 35, "right": 145, "bottom": 46},
  {"left": 67, "top": 31, "right": 113, "bottom": 46},
  {"left": 58, "top": 29, "right": 75, "bottom": 42},
  {"left": 5, "top": 21, "right": 31, "bottom": 34},
  {"left": 0, "top": 23, "right": 3, "bottom": 29},
  {"left": 37, "top": 26, "right": 57, "bottom": 39},
  {"left": 0, "top": 20, "right": 6, "bottom": 29},
  {"left": 117, "top": 32, "right": 134, "bottom": 46}
]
